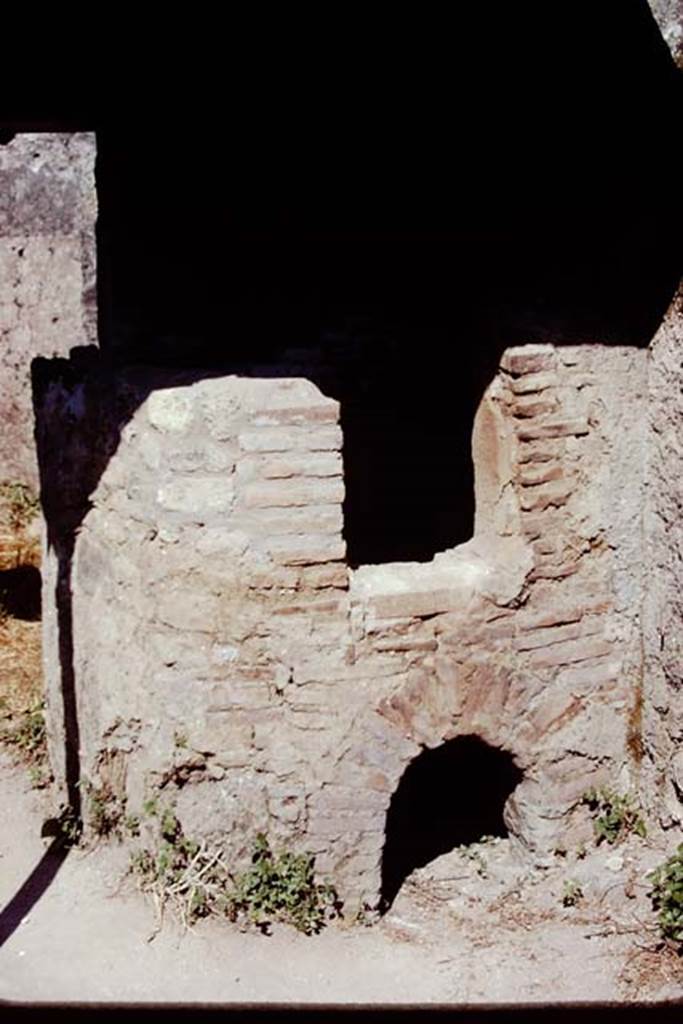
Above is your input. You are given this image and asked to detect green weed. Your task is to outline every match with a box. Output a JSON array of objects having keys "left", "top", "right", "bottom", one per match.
[
  {"left": 561, "top": 879, "right": 584, "bottom": 907},
  {"left": 0, "top": 698, "right": 47, "bottom": 761},
  {"left": 0, "top": 481, "right": 40, "bottom": 531},
  {"left": 129, "top": 804, "right": 341, "bottom": 936},
  {"left": 648, "top": 844, "right": 683, "bottom": 950},
  {"left": 85, "top": 780, "right": 125, "bottom": 839},
  {"left": 224, "top": 832, "right": 341, "bottom": 935},
  {"left": 581, "top": 787, "right": 647, "bottom": 846},
  {"left": 457, "top": 834, "right": 497, "bottom": 878}
]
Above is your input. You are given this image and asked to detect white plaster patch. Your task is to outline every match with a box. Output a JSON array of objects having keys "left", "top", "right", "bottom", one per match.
[
  {"left": 147, "top": 389, "right": 194, "bottom": 432},
  {"left": 156, "top": 477, "right": 234, "bottom": 515},
  {"left": 212, "top": 644, "right": 239, "bottom": 665}
]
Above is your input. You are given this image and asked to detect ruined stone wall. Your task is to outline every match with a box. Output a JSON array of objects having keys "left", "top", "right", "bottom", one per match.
[
  {"left": 36, "top": 341, "right": 651, "bottom": 910},
  {"left": 349, "top": 344, "right": 647, "bottom": 865},
  {"left": 0, "top": 133, "right": 96, "bottom": 488},
  {"left": 648, "top": 0, "right": 683, "bottom": 68},
  {"left": 643, "top": 292, "right": 683, "bottom": 828}
]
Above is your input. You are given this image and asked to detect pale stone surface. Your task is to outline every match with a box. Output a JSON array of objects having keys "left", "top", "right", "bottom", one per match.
[
  {"left": 147, "top": 389, "right": 195, "bottom": 432},
  {"left": 0, "top": 133, "right": 97, "bottom": 488},
  {"left": 642, "top": 289, "right": 683, "bottom": 827}
]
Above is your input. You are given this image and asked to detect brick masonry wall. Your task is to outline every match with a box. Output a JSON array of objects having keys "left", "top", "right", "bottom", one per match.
[{"left": 36, "top": 340, "right": 660, "bottom": 911}]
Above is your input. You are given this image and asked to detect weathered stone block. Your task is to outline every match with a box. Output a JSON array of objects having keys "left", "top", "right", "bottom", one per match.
[
  {"left": 298, "top": 563, "right": 349, "bottom": 589},
  {"left": 236, "top": 505, "right": 343, "bottom": 536},
  {"left": 238, "top": 425, "right": 342, "bottom": 453},
  {"left": 512, "top": 396, "right": 559, "bottom": 418},
  {"left": 255, "top": 452, "right": 343, "bottom": 478},
  {"left": 528, "top": 561, "right": 580, "bottom": 581},
  {"left": 272, "top": 594, "right": 347, "bottom": 617},
  {"left": 147, "top": 389, "right": 195, "bottom": 433},
  {"left": 517, "top": 463, "right": 564, "bottom": 487},
  {"left": 509, "top": 371, "right": 558, "bottom": 395},
  {"left": 527, "top": 635, "right": 613, "bottom": 669},
  {"left": 250, "top": 403, "right": 339, "bottom": 426},
  {"left": 500, "top": 345, "right": 556, "bottom": 376},
  {"left": 514, "top": 617, "right": 604, "bottom": 652},
  {"left": 517, "top": 438, "right": 566, "bottom": 463},
  {"left": 156, "top": 584, "right": 223, "bottom": 632},
  {"left": 241, "top": 478, "right": 345, "bottom": 508},
  {"left": 517, "top": 417, "right": 589, "bottom": 442},
  {"left": 156, "top": 477, "right": 235, "bottom": 516},
  {"left": 265, "top": 534, "right": 347, "bottom": 566},
  {"left": 519, "top": 477, "right": 575, "bottom": 512}
]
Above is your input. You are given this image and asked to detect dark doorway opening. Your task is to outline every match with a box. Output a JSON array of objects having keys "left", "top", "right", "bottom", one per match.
[
  {"left": 87, "top": 1, "right": 681, "bottom": 566},
  {"left": 380, "top": 735, "right": 523, "bottom": 910},
  {"left": 289, "top": 308, "right": 492, "bottom": 567},
  {"left": 0, "top": 566, "right": 41, "bottom": 621}
]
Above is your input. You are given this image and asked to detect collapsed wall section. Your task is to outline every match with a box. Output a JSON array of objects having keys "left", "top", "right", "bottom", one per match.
[
  {"left": 36, "top": 370, "right": 351, "bottom": 851},
  {"left": 348, "top": 344, "right": 648, "bottom": 863},
  {"left": 36, "top": 342, "right": 652, "bottom": 910}
]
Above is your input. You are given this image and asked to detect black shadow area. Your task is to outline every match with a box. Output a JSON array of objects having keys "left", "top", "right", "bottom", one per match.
[
  {"left": 91, "top": 0, "right": 681, "bottom": 563},
  {"left": 0, "top": 839, "right": 67, "bottom": 948},
  {"left": 0, "top": 566, "right": 41, "bottom": 621},
  {"left": 381, "top": 736, "right": 523, "bottom": 910}
]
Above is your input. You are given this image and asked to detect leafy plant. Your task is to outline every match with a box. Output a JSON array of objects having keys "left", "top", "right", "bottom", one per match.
[
  {"left": 28, "top": 763, "right": 51, "bottom": 789},
  {"left": 0, "top": 698, "right": 47, "bottom": 760},
  {"left": 648, "top": 844, "right": 683, "bottom": 949},
  {"left": 581, "top": 787, "right": 647, "bottom": 845},
  {"left": 58, "top": 805, "right": 82, "bottom": 845},
  {"left": 354, "top": 902, "right": 376, "bottom": 927},
  {"left": 143, "top": 796, "right": 160, "bottom": 817},
  {"left": 129, "top": 809, "right": 341, "bottom": 936},
  {"left": 456, "top": 834, "right": 497, "bottom": 878},
  {"left": 85, "top": 780, "right": 125, "bottom": 839},
  {"left": 1, "top": 695, "right": 51, "bottom": 788},
  {"left": 224, "top": 832, "right": 341, "bottom": 935},
  {"left": 124, "top": 813, "right": 141, "bottom": 837},
  {"left": 129, "top": 803, "right": 214, "bottom": 929},
  {"left": 561, "top": 879, "right": 583, "bottom": 907},
  {"left": 0, "top": 481, "right": 40, "bottom": 531}
]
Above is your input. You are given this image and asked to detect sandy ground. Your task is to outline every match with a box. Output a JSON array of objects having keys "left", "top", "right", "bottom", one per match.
[{"left": 0, "top": 751, "right": 681, "bottom": 1008}]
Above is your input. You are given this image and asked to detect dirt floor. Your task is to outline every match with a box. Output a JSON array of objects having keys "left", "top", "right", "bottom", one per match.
[{"left": 0, "top": 749, "right": 681, "bottom": 1007}]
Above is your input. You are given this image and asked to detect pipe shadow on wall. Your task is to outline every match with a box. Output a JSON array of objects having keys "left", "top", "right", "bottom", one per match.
[{"left": 0, "top": 566, "right": 41, "bottom": 621}]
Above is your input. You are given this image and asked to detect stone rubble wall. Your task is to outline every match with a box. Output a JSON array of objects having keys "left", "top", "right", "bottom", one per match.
[
  {"left": 36, "top": 341, "right": 652, "bottom": 910},
  {"left": 643, "top": 291, "right": 683, "bottom": 827},
  {"left": 0, "top": 133, "right": 97, "bottom": 489}
]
